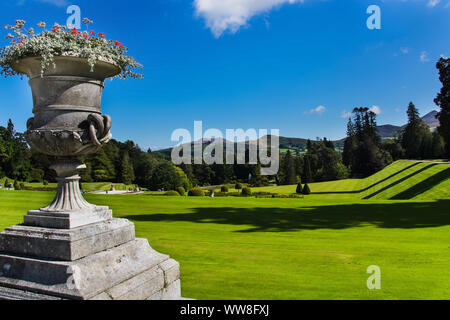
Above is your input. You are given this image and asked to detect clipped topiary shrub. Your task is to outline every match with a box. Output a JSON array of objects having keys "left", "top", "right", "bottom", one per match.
[
  {"left": 221, "top": 185, "right": 229, "bottom": 192},
  {"left": 296, "top": 183, "right": 303, "bottom": 194},
  {"left": 13, "top": 180, "right": 20, "bottom": 190},
  {"left": 302, "top": 184, "right": 311, "bottom": 195},
  {"left": 176, "top": 187, "right": 186, "bottom": 196},
  {"left": 235, "top": 183, "right": 243, "bottom": 190},
  {"left": 43, "top": 180, "right": 49, "bottom": 186},
  {"left": 188, "top": 188, "right": 205, "bottom": 197},
  {"left": 242, "top": 187, "right": 252, "bottom": 196},
  {"left": 165, "top": 190, "right": 180, "bottom": 196}
]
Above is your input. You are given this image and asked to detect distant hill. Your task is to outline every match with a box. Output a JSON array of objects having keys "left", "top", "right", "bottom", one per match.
[
  {"left": 155, "top": 111, "right": 440, "bottom": 156},
  {"left": 376, "top": 110, "right": 439, "bottom": 138}
]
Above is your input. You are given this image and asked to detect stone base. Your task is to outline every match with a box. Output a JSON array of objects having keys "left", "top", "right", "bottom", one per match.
[
  {"left": 0, "top": 219, "right": 182, "bottom": 300},
  {"left": 25, "top": 205, "right": 113, "bottom": 229}
]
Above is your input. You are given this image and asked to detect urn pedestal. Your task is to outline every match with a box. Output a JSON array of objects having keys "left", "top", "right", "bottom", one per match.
[{"left": 0, "top": 56, "right": 182, "bottom": 300}]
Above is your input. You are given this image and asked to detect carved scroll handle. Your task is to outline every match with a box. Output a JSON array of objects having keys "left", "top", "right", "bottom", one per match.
[
  {"left": 26, "top": 117, "right": 34, "bottom": 130},
  {"left": 88, "top": 114, "right": 112, "bottom": 146}
]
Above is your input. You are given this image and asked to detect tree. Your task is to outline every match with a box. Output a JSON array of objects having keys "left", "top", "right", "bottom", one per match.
[
  {"left": 281, "top": 150, "right": 297, "bottom": 185},
  {"left": 435, "top": 57, "right": 450, "bottom": 157},
  {"left": 30, "top": 168, "right": 44, "bottom": 182},
  {"left": 91, "top": 148, "right": 116, "bottom": 182},
  {"left": 303, "top": 155, "right": 312, "bottom": 183},
  {"left": 147, "top": 161, "right": 182, "bottom": 191},
  {"left": 302, "top": 184, "right": 311, "bottom": 195},
  {"left": 120, "top": 151, "right": 135, "bottom": 185},
  {"left": 401, "top": 102, "right": 430, "bottom": 159},
  {"left": 296, "top": 183, "right": 303, "bottom": 194},
  {"left": 431, "top": 131, "right": 445, "bottom": 159}
]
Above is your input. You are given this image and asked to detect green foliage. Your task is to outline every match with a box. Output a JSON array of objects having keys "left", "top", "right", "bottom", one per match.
[
  {"left": 119, "top": 151, "right": 135, "bottom": 185},
  {"left": 242, "top": 187, "right": 252, "bottom": 196},
  {"left": 280, "top": 150, "right": 297, "bottom": 185},
  {"left": 165, "top": 190, "right": 180, "bottom": 196},
  {"left": 296, "top": 183, "right": 303, "bottom": 194},
  {"left": 221, "top": 185, "right": 229, "bottom": 192},
  {"left": 148, "top": 161, "right": 182, "bottom": 191},
  {"left": 401, "top": 102, "right": 432, "bottom": 159},
  {"left": 302, "top": 184, "right": 311, "bottom": 195},
  {"left": 43, "top": 180, "right": 48, "bottom": 186},
  {"left": 13, "top": 180, "right": 20, "bottom": 190},
  {"left": 0, "top": 19, "right": 143, "bottom": 79},
  {"left": 435, "top": 57, "right": 450, "bottom": 157},
  {"left": 30, "top": 168, "right": 44, "bottom": 182},
  {"left": 188, "top": 188, "right": 205, "bottom": 197},
  {"left": 343, "top": 108, "right": 388, "bottom": 177},
  {"left": 235, "top": 183, "right": 243, "bottom": 190},
  {"left": 176, "top": 186, "right": 186, "bottom": 196}
]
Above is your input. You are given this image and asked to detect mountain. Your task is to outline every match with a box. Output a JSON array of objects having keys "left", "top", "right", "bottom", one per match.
[
  {"left": 421, "top": 110, "right": 440, "bottom": 129},
  {"left": 155, "top": 111, "right": 440, "bottom": 156},
  {"left": 376, "top": 110, "right": 439, "bottom": 138}
]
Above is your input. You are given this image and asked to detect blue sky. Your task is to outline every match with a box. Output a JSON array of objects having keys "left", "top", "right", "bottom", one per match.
[{"left": 0, "top": 0, "right": 448, "bottom": 150}]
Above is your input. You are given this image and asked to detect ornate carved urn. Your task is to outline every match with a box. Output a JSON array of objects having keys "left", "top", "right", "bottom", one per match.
[
  {"left": 13, "top": 56, "right": 120, "bottom": 228},
  {"left": 0, "top": 56, "right": 182, "bottom": 300}
]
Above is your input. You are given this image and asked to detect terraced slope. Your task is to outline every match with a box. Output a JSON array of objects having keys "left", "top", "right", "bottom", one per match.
[{"left": 253, "top": 160, "right": 450, "bottom": 200}]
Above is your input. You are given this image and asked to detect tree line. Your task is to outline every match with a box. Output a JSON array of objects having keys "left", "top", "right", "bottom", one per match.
[{"left": 1, "top": 57, "right": 448, "bottom": 190}]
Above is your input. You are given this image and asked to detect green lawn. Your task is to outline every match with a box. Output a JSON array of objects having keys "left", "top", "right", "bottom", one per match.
[
  {"left": 253, "top": 160, "right": 450, "bottom": 201},
  {"left": 0, "top": 189, "right": 449, "bottom": 300}
]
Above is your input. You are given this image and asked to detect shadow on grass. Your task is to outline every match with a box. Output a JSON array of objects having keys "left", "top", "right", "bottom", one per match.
[
  {"left": 312, "top": 162, "right": 420, "bottom": 195},
  {"left": 363, "top": 164, "right": 437, "bottom": 199},
  {"left": 125, "top": 200, "right": 450, "bottom": 233},
  {"left": 391, "top": 168, "right": 450, "bottom": 200}
]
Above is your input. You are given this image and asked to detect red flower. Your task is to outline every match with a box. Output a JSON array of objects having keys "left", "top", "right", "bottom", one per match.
[
  {"left": 98, "top": 32, "right": 105, "bottom": 38},
  {"left": 89, "top": 30, "right": 95, "bottom": 35},
  {"left": 114, "top": 40, "right": 120, "bottom": 46},
  {"left": 71, "top": 27, "right": 79, "bottom": 35},
  {"left": 51, "top": 26, "right": 59, "bottom": 33}
]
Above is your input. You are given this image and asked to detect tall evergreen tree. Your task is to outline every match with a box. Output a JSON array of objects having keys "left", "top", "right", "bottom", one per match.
[
  {"left": 303, "top": 155, "right": 312, "bottom": 183},
  {"left": 281, "top": 150, "right": 297, "bottom": 185},
  {"left": 401, "top": 102, "right": 429, "bottom": 159},
  {"left": 435, "top": 57, "right": 450, "bottom": 157},
  {"left": 120, "top": 151, "right": 135, "bottom": 185}
]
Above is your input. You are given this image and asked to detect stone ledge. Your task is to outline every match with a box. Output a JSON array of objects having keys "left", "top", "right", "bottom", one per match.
[
  {"left": 0, "top": 218, "right": 135, "bottom": 261},
  {"left": 0, "top": 238, "right": 179, "bottom": 300},
  {"left": 24, "top": 206, "right": 112, "bottom": 229}
]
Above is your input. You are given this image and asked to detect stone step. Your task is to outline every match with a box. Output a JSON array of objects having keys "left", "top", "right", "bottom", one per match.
[
  {"left": 0, "top": 238, "right": 181, "bottom": 300},
  {"left": 0, "top": 218, "right": 135, "bottom": 261}
]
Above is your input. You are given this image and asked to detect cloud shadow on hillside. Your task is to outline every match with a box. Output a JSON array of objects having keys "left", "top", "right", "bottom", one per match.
[{"left": 124, "top": 200, "right": 450, "bottom": 233}]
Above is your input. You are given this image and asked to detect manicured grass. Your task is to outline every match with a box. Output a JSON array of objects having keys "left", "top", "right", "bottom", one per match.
[
  {"left": 0, "top": 190, "right": 449, "bottom": 300},
  {"left": 251, "top": 160, "right": 450, "bottom": 201}
]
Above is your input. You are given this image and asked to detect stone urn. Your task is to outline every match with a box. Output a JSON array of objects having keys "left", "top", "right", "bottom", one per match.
[{"left": 0, "top": 56, "right": 182, "bottom": 300}]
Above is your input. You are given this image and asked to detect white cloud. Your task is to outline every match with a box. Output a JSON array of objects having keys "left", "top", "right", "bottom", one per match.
[
  {"left": 37, "top": 0, "right": 68, "bottom": 6},
  {"left": 420, "top": 51, "right": 430, "bottom": 62},
  {"left": 304, "top": 105, "right": 326, "bottom": 115},
  {"left": 194, "top": 0, "right": 303, "bottom": 37},
  {"left": 427, "top": 0, "right": 441, "bottom": 7},
  {"left": 369, "top": 105, "right": 382, "bottom": 115},
  {"left": 341, "top": 110, "right": 353, "bottom": 119},
  {"left": 400, "top": 47, "right": 409, "bottom": 54}
]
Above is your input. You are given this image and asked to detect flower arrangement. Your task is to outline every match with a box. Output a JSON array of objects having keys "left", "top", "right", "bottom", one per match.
[{"left": 0, "top": 18, "right": 143, "bottom": 79}]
